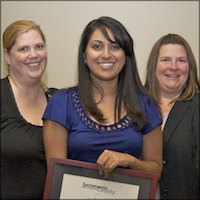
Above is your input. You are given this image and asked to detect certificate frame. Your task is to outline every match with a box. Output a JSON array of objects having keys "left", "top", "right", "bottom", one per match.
[{"left": 43, "top": 157, "right": 159, "bottom": 199}]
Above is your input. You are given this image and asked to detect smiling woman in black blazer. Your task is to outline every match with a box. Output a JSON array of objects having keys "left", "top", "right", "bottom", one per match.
[{"left": 145, "top": 33, "right": 200, "bottom": 200}]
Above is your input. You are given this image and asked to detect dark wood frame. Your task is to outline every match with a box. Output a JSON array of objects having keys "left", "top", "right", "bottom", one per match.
[{"left": 43, "top": 157, "right": 159, "bottom": 199}]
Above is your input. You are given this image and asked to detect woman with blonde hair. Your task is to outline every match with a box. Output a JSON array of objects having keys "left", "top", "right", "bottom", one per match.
[{"left": 1, "top": 20, "right": 56, "bottom": 199}]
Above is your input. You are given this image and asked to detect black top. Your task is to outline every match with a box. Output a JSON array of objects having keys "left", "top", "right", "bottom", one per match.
[
  {"left": 1, "top": 76, "right": 57, "bottom": 199},
  {"left": 160, "top": 92, "right": 200, "bottom": 200}
]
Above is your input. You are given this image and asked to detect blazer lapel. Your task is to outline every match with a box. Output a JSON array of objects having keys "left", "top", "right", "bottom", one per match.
[{"left": 163, "top": 100, "right": 190, "bottom": 151}]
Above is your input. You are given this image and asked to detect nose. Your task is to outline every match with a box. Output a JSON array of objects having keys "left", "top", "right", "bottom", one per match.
[
  {"left": 170, "top": 60, "right": 179, "bottom": 69},
  {"left": 101, "top": 47, "right": 112, "bottom": 59},
  {"left": 28, "top": 48, "right": 38, "bottom": 58}
]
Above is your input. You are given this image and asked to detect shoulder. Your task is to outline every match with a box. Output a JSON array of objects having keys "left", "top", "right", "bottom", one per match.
[
  {"left": 138, "top": 93, "right": 162, "bottom": 133},
  {"left": 191, "top": 92, "right": 200, "bottom": 105},
  {"left": 177, "top": 92, "right": 200, "bottom": 108},
  {"left": 48, "top": 87, "right": 58, "bottom": 94},
  {"left": 188, "top": 92, "right": 200, "bottom": 113},
  {"left": 137, "top": 92, "right": 157, "bottom": 109},
  {"left": 43, "top": 87, "right": 79, "bottom": 128},
  {"left": 0, "top": 76, "right": 9, "bottom": 87},
  {"left": 137, "top": 92, "right": 161, "bottom": 119},
  {"left": 52, "top": 87, "right": 78, "bottom": 96},
  {"left": 1, "top": 76, "right": 10, "bottom": 96},
  {"left": 0, "top": 77, "right": 11, "bottom": 105},
  {"left": 48, "top": 87, "right": 78, "bottom": 102}
]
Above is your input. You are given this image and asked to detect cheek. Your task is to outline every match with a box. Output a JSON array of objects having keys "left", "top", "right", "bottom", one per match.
[
  {"left": 156, "top": 62, "right": 166, "bottom": 72},
  {"left": 122, "top": 55, "right": 126, "bottom": 65},
  {"left": 11, "top": 55, "right": 24, "bottom": 65},
  {"left": 181, "top": 64, "right": 189, "bottom": 74},
  {"left": 41, "top": 51, "right": 47, "bottom": 60},
  {"left": 118, "top": 53, "right": 125, "bottom": 66},
  {"left": 155, "top": 64, "right": 163, "bottom": 77},
  {"left": 85, "top": 51, "right": 97, "bottom": 65}
]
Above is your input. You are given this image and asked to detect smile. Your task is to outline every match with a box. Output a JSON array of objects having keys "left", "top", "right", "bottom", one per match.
[
  {"left": 166, "top": 74, "right": 180, "bottom": 78},
  {"left": 26, "top": 62, "right": 40, "bottom": 67},
  {"left": 98, "top": 63, "right": 114, "bottom": 68}
]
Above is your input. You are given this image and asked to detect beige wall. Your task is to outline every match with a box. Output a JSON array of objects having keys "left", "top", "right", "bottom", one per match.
[{"left": 1, "top": 1, "right": 199, "bottom": 88}]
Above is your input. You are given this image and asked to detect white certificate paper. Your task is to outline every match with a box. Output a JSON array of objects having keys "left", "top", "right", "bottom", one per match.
[{"left": 60, "top": 173, "right": 140, "bottom": 199}]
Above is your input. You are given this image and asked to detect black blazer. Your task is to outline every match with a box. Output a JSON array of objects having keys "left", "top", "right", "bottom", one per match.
[{"left": 160, "top": 93, "right": 199, "bottom": 200}]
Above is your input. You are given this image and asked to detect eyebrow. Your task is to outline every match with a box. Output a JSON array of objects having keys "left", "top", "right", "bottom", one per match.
[
  {"left": 159, "top": 55, "right": 187, "bottom": 58},
  {"left": 90, "top": 40, "right": 102, "bottom": 43}
]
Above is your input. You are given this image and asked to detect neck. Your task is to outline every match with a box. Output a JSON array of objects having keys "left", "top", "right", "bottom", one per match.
[
  {"left": 160, "top": 90, "right": 181, "bottom": 104},
  {"left": 8, "top": 76, "right": 44, "bottom": 102},
  {"left": 93, "top": 78, "right": 117, "bottom": 96},
  {"left": 8, "top": 75, "right": 47, "bottom": 126},
  {"left": 8, "top": 75, "right": 42, "bottom": 97},
  {"left": 159, "top": 95, "right": 177, "bottom": 114}
]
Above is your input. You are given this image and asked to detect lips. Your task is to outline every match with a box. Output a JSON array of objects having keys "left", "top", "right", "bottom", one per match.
[
  {"left": 98, "top": 62, "right": 114, "bottom": 69},
  {"left": 166, "top": 74, "right": 180, "bottom": 78},
  {"left": 25, "top": 62, "right": 40, "bottom": 67}
]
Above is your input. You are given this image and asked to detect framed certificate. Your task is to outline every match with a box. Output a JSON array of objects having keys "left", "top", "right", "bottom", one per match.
[{"left": 43, "top": 157, "right": 159, "bottom": 199}]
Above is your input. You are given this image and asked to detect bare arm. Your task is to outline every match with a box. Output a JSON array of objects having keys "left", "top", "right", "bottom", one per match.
[
  {"left": 43, "top": 120, "right": 68, "bottom": 166},
  {"left": 133, "top": 125, "right": 163, "bottom": 177},
  {"left": 97, "top": 126, "right": 163, "bottom": 178}
]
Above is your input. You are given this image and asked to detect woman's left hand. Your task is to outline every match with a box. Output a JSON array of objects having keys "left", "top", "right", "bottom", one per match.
[{"left": 96, "top": 149, "right": 135, "bottom": 178}]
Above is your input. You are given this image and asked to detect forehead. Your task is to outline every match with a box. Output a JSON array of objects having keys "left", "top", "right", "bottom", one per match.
[
  {"left": 89, "top": 28, "right": 115, "bottom": 42},
  {"left": 15, "top": 29, "right": 44, "bottom": 44},
  {"left": 159, "top": 44, "right": 187, "bottom": 56}
]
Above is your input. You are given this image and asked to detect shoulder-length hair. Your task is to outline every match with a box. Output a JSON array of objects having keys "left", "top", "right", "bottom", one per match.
[
  {"left": 76, "top": 16, "right": 148, "bottom": 130},
  {"left": 145, "top": 33, "right": 200, "bottom": 104}
]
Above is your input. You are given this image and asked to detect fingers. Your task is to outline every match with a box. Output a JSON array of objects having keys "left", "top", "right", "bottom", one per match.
[{"left": 96, "top": 149, "right": 120, "bottom": 178}]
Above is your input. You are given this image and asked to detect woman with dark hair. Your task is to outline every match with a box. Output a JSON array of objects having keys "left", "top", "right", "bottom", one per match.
[
  {"left": 43, "top": 16, "right": 163, "bottom": 179},
  {"left": 145, "top": 33, "right": 200, "bottom": 199}
]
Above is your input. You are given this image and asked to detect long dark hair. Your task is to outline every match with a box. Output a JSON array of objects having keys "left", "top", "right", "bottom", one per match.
[{"left": 76, "top": 16, "right": 148, "bottom": 130}]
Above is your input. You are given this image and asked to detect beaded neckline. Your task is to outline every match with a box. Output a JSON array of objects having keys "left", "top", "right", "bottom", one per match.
[{"left": 72, "top": 91, "right": 131, "bottom": 133}]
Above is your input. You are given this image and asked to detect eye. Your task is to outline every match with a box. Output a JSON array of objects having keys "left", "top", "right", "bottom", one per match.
[
  {"left": 92, "top": 43, "right": 102, "bottom": 50},
  {"left": 110, "top": 43, "right": 120, "bottom": 51},
  {"left": 18, "top": 46, "right": 29, "bottom": 52},
  {"left": 177, "top": 58, "right": 187, "bottom": 63},
  {"left": 35, "top": 43, "right": 45, "bottom": 50},
  {"left": 160, "top": 57, "right": 171, "bottom": 62}
]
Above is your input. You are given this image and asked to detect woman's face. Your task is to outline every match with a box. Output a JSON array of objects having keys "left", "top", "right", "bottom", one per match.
[
  {"left": 85, "top": 28, "right": 125, "bottom": 83},
  {"left": 4, "top": 29, "right": 47, "bottom": 82},
  {"left": 156, "top": 44, "right": 189, "bottom": 95}
]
